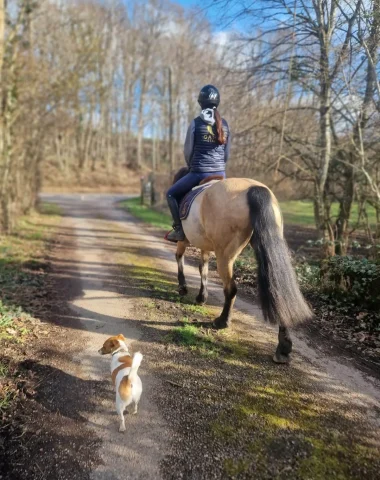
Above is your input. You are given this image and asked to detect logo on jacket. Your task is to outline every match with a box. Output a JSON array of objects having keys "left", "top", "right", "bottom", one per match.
[{"left": 203, "top": 124, "right": 216, "bottom": 142}]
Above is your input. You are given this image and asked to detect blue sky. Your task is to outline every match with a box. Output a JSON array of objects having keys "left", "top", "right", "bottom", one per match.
[
  {"left": 175, "top": 0, "right": 240, "bottom": 31},
  {"left": 176, "top": 0, "right": 198, "bottom": 5}
]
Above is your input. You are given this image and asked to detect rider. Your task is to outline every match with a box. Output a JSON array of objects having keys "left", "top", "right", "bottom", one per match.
[{"left": 166, "top": 84, "right": 231, "bottom": 242}]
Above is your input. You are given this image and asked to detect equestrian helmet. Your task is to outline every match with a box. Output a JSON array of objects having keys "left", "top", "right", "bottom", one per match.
[{"left": 198, "top": 85, "right": 220, "bottom": 109}]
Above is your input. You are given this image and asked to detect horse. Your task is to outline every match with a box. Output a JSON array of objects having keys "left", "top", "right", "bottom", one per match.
[{"left": 171, "top": 167, "right": 313, "bottom": 363}]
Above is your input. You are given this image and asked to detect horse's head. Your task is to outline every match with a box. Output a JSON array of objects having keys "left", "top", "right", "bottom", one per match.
[{"left": 172, "top": 167, "right": 189, "bottom": 185}]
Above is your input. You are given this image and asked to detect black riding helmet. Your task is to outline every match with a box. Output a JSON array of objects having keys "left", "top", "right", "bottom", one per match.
[{"left": 198, "top": 85, "right": 220, "bottom": 109}]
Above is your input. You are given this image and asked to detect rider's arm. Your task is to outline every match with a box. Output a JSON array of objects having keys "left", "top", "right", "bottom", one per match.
[
  {"left": 184, "top": 120, "right": 195, "bottom": 166},
  {"left": 224, "top": 130, "right": 232, "bottom": 163}
]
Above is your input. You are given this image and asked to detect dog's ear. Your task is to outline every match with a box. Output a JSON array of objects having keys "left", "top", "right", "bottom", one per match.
[{"left": 117, "top": 334, "right": 126, "bottom": 341}]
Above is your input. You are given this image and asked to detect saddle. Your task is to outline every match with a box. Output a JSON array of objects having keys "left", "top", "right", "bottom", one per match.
[{"left": 179, "top": 175, "right": 224, "bottom": 220}]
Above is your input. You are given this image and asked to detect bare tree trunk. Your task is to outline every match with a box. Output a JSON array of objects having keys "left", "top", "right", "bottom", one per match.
[
  {"left": 55, "top": 134, "right": 65, "bottom": 173},
  {"left": 0, "top": 0, "right": 4, "bottom": 135},
  {"left": 314, "top": 25, "right": 334, "bottom": 256},
  {"left": 0, "top": 0, "right": 6, "bottom": 231},
  {"left": 336, "top": 161, "right": 354, "bottom": 255},
  {"left": 136, "top": 73, "right": 147, "bottom": 168},
  {"left": 168, "top": 66, "right": 174, "bottom": 171},
  {"left": 176, "top": 98, "right": 181, "bottom": 167}
]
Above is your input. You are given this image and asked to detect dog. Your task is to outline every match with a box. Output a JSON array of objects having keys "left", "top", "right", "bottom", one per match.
[{"left": 98, "top": 334, "right": 143, "bottom": 432}]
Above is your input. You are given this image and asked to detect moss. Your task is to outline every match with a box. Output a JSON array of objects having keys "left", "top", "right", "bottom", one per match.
[
  {"left": 211, "top": 421, "right": 239, "bottom": 440},
  {"left": 223, "top": 458, "right": 250, "bottom": 476},
  {"left": 223, "top": 357, "right": 256, "bottom": 368},
  {"left": 264, "top": 414, "right": 300, "bottom": 430},
  {"left": 114, "top": 221, "right": 380, "bottom": 479},
  {"left": 222, "top": 340, "right": 249, "bottom": 358},
  {"left": 298, "top": 438, "right": 351, "bottom": 479}
]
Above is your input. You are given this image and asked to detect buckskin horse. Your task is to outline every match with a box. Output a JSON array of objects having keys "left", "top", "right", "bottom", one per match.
[{"left": 171, "top": 167, "right": 313, "bottom": 363}]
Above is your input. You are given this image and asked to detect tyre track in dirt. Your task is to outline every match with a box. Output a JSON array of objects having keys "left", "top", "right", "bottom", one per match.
[{"left": 43, "top": 194, "right": 170, "bottom": 480}]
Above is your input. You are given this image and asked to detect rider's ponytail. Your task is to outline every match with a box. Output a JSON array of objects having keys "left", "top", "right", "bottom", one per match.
[{"left": 214, "top": 109, "right": 225, "bottom": 145}]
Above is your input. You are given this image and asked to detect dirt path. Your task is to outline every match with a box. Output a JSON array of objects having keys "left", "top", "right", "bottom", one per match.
[{"left": 39, "top": 193, "right": 380, "bottom": 479}]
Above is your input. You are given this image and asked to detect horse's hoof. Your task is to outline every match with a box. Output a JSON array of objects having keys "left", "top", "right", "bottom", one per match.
[
  {"left": 273, "top": 352, "right": 291, "bottom": 364},
  {"left": 212, "top": 317, "right": 229, "bottom": 330},
  {"left": 196, "top": 294, "right": 207, "bottom": 305},
  {"left": 178, "top": 286, "right": 188, "bottom": 296}
]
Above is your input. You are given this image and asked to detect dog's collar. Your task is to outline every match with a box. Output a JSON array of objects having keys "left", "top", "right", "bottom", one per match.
[{"left": 112, "top": 347, "right": 129, "bottom": 356}]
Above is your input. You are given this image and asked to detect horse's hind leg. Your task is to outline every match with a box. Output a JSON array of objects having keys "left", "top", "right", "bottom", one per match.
[
  {"left": 213, "top": 254, "right": 237, "bottom": 329},
  {"left": 176, "top": 240, "right": 189, "bottom": 296},
  {"left": 273, "top": 326, "right": 293, "bottom": 364},
  {"left": 196, "top": 251, "right": 210, "bottom": 305}
]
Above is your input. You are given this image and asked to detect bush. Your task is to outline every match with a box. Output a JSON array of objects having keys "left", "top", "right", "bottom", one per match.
[
  {"left": 320, "top": 256, "right": 380, "bottom": 313},
  {"left": 295, "top": 263, "right": 320, "bottom": 288},
  {"left": 295, "top": 257, "right": 380, "bottom": 333}
]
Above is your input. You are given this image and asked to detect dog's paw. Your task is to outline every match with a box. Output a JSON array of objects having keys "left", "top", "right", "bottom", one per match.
[{"left": 119, "top": 425, "right": 126, "bottom": 433}]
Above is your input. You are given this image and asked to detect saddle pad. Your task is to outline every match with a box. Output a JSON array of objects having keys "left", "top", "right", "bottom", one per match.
[{"left": 179, "top": 183, "right": 212, "bottom": 220}]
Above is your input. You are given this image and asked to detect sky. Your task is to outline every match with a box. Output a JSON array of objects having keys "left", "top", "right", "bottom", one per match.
[
  {"left": 174, "top": 0, "right": 244, "bottom": 32},
  {"left": 176, "top": 0, "right": 221, "bottom": 29},
  {"left": 175, "top": 0, "right": 199, "bottom": 5}
]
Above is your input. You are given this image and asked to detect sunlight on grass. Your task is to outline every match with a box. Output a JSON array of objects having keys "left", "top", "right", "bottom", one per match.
[
  {"left": 121, "top": 198, "right": 171, "bottom": 230},
  {"left": 280, "top": 200, "right": 377, "bottom": 227},
  {"left": 123, "top": 197, "right": 377, "bottom": 232},
  {"left": 166, "top": 320, "right": 221, "bottom": 357}
]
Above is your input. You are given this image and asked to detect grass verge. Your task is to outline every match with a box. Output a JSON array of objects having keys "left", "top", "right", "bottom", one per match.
[
  {"left": 281, "top": 200, "right": 377, "bottom": 227},
  {"left": 121, "top": 197, "right": 171, "bottom": 230},
  {"left": 0, "top": 203, "right": 61, "bottom": 416},
  {"left": 111, "top": 212, "right": 380, "bottom": 479},
  {"left": 122, "top": 197, "right": 377, "bottom": 230},
  {"left": 119, "top": 238, "right": 380, "bottom": 479}
]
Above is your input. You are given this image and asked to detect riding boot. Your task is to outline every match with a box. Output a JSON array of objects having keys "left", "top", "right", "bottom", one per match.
[{"left": 166, "top": 196, "right": 185, "bottom": 242}]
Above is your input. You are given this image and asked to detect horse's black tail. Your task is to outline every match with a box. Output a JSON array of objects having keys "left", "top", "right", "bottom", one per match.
[{"left": 247, "top": 186, "right": 313, "bottom": 327}]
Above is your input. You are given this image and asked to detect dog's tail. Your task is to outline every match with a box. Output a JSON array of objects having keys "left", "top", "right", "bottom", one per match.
[{"left": 129, "top": 352, "right": 143, "bottom": 381}]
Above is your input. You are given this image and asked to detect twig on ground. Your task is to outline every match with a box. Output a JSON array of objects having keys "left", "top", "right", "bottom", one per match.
[{"left": 166, "top": 380, "right": 183, "bottom": 388}]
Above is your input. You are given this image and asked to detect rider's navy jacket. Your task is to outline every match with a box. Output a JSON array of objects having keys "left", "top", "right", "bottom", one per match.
[{"left": 183, "top": 110, "right": 231, "bottom": 173}]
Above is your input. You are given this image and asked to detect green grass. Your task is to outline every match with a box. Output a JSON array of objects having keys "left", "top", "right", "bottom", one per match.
[
  {"left": 38, "top": 202, "right": 62, "bottom": 216},
  {"left": 118, "top": 203, "right": 380, "bottom": 479},
  {"left": 0, "top": 362, "right": 9, "bottom": 381},
  {"left": 121, "top": 197, "right": 171, "bottom": 230},
  {"left": 0, "top": 204, "right": 60, "bottom": 413},
  {"left": 122, "top": 197, "right": 377, "bottom": 231},
  {"left": 0, "top": 300, "right": 31, "bottom": 342},
  {"left": 0, "top": 388, "right": 15, "bottom": 412},
  {"left": 165, "top": 319, "right": 221, "bottom": 357},
  {"left": 281, "top": 200, "right": 377, "bottom": 227}
]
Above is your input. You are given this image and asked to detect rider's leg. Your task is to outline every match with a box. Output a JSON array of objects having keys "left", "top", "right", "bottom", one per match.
[
  {"left": 166, "top": 171, "right": 226, "bottom": 242},
  {"left": 166, "top": 172, "right": 203, "bottom": 242}
]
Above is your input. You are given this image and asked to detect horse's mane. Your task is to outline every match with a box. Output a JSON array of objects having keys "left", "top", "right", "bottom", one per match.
[{"left": 172, "top": 167, "right": 190, "bottom": 185}]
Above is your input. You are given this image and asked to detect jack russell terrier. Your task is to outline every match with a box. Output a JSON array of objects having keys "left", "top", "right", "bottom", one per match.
[{"left": 98, "top": 334, "right": 143, "bottom": 432}]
